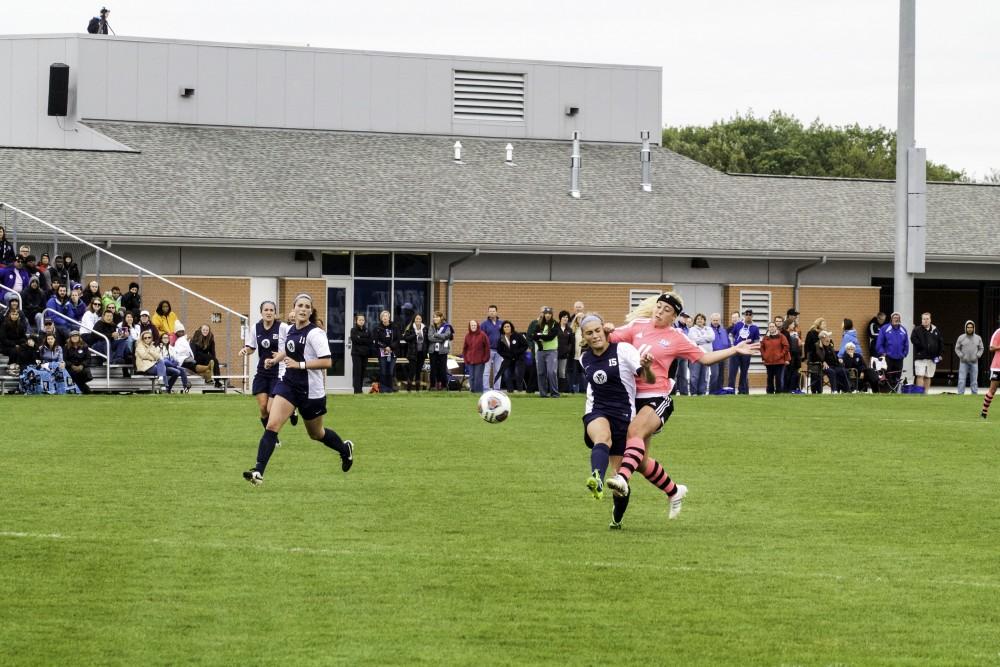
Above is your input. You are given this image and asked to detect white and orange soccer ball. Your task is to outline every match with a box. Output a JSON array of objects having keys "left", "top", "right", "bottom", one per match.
[{"left": 477, "top": 390, "right": 512, "bottom": 423}]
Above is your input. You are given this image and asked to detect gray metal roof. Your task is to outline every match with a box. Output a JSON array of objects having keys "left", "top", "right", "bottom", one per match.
[{"left": 1, "top": 121, "right": 998, "bottom": 260}]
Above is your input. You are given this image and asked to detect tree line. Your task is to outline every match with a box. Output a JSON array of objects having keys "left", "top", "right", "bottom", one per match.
[{"left": 661, "top": 111, "right": 987, "bottom": 182}]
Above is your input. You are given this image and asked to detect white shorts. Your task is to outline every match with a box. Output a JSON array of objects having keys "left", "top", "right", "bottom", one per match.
[{"left": 914, "top": 359, "right": 936, "bottom": 377}]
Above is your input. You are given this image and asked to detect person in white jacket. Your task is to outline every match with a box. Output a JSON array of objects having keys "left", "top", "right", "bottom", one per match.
[
  {"left": 170, "top": 321, "right": 212, "bottom": 383},
  {"left": 686, "top": 313, "right": 715, "bottom": 396}
]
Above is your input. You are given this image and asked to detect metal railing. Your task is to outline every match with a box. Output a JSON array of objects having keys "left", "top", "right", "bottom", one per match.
[
  {"left": 0, "top": 202, "right": 249, "bottom": 391},
  {"left": 42, "top": 307, "right": 112, "bottom": 390}
]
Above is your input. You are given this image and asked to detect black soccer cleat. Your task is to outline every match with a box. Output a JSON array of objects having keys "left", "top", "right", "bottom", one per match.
[
  {"left": 341, "top": 440, "right": 354, "bottom": 472},
  {"left": 242, "top": 469, "right": 263, "bottom": 486}
]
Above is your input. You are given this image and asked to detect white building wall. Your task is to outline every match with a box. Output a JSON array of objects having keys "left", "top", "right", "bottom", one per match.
[
  {"left": 0, "top": 35, "right": 661, "bottom": 149},
  {"left": 0, "top": 36, "right": 128, "bottom": 150}
]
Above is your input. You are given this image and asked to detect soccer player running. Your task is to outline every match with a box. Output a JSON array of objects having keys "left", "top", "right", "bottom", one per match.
[
  {"left": 579, "top": 313, "right": 655, "bottom": 529},
  {"left": 603, "top": 292, "right": 759, "bottom": 520},
  {"left": 979, "top": 323, "right": 1000, "bottom": 419},
  {"left": 239, "top": 300, "right": 291, "bottom": 429},
  {"left": 243, "top": 294, "right": 354, "bottom": 486}
]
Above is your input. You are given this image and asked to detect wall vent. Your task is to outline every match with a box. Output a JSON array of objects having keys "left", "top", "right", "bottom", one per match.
[
  {"left": 738, "top": 290, "right": 771, "bottom": 371},
  {"left": 629, "top": 289, "right": 661, "bottom": 311},
  {"left": 453, "top": 70, "right": 525, "bottom": 122}
]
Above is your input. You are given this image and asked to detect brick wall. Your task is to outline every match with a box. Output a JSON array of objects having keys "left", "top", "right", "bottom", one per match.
[
  {"left": 437, "top": 279, "right": 878, "bottom": 390},
  {"left": 278, "top": 278, "right": 328, "bottom": 324},
  {"left": 89, "top": 273, "right": 251, "bottom": 377},
  {"left": 723, "top": 284, "right": 880, "bottom": 388},
  {"left": 442, "top": 281, "right": 673, "bottom": 351}
]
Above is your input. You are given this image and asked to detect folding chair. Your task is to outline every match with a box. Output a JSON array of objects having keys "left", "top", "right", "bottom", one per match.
[{"left": 846, "top": 368, "right": 859, "bottom": 392}]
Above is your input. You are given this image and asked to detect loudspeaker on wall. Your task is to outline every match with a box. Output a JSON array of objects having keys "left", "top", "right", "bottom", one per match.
[{"left": 47, "top": 63, "right": 69, "bottom": 117}]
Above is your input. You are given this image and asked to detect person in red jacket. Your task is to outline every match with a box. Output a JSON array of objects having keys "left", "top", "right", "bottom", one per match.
[
  {"left": 462, "top": 319, "right": 491, "bottom": 393},
  {"left": 759, "top": 321, "right": 790, "bottom": 394}
]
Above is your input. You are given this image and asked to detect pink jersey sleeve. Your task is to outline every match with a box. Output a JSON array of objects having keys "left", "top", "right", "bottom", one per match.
[
  {"left": 990, "top": 329, "right": 1000, "bottom": 369},
  {"left": 609, "top": 320, "right": 638, "bottom": 345},
  {"left": 671, "top": 329, "right": 706, "bottom": 363}
]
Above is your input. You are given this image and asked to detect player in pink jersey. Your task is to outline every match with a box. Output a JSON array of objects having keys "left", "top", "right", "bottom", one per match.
[
  {"left": 603, "top": 292, "right": 758, "bottom": 523},
  {"left": 979, "top": 326, "right": 1000, "bottom": 419}
]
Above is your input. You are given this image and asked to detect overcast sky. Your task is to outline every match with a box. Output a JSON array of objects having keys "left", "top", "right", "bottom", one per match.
[{"left": 10, "top": 1, "right": 1000, "bottom": 178}]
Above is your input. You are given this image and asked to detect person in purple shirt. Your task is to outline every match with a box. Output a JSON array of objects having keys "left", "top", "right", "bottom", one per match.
[
  {"left": 876, "top": 312, "right": 910, "bottom": 392},
  {"left": 43, "top": 284, "right": 75, "bottom": 336},
  {"left": 728, "top": 309, "right": 760, "bottom": 394},
  {"left": 480, "top": 305, "right": 503, "bottom": 391},
  {"left": 1, "top": 256, "right": 29, "bottom": 306},
  {"left": 707, "top": 312, "right": 731, "bottom": 393}
]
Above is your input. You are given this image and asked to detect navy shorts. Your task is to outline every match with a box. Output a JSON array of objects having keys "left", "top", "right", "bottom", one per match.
[
  {"left": 271, "top": 380, "right": 328, "bottom": 421},
  {"left": 991, "top": 370, "right": 1000, "bottom": 383},
  {"left": 582, "top": 412, "right": 629, "bottom": 456},
  {"left": 252, "top": 373, "right": 279, "bottom": 397},
  {"left": 635, "top": 395, "right": 674, "bottom": 434}
]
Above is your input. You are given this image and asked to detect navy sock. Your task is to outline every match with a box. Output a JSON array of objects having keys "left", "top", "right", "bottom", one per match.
[
  {"left": 260, "top": 416, "right": 268, "bottom": 428},
  {"left": 612, "top": 493, "right": 630, "bottom": 524},
  {"left": 321, "top": 428, "right": 349, "bottom": 456},
  {"left": 590, "top": 444, "right": 610, "bottom": 479},
  {"left": 255, "top": 429, "right": 279, "bottom": 473}
]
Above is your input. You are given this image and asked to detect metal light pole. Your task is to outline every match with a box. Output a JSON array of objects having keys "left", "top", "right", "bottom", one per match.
[{"left": 894, "top": 0, "right": 923, "bottom": 377}]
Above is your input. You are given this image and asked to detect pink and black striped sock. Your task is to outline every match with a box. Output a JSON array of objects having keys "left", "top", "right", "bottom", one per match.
[
  {"left": 642, "top": 458, "right": 678, "bottom": 497},
  {"left": 617, "top": 437, "right": 646, "bottom": 482},
  {"left": 983, "top": 390, "right": 995, "bottom": 416}
]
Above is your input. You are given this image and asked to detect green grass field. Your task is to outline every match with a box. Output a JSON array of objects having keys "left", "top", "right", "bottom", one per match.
[{"left": 2, "top": 392, "right": 998, "bottom": 666}]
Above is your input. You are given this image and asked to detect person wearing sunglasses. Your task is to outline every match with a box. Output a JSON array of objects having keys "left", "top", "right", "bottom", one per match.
[{"left": 135, "top": 329, "right": 186, "bottom": 393}]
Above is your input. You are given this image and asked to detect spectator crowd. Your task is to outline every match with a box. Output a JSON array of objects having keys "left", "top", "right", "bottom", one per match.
[
  {"left": 0, "top": 239, "right": 228, "bottom": 394},
  {"left": 2, "top": 236, "right": 987, "bottom": 398},
  {"left": 372, "top": 300, "right": 987, "bottom": 398}
]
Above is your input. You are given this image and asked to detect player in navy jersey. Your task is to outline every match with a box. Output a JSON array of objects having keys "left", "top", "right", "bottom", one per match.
[
  {"left": 579, "top": 313, "right": 655, "bottom": 529},
  {"left": 242, "top": 294, "right": 354, "bottom": 486},
  {"left": 239, "top": 300, "right": 290, "bottom": 428}
]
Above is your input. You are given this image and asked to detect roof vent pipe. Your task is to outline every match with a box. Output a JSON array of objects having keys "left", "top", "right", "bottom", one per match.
[
  {"left": 453, "top": 141, "right": 463, "bottom": 164},
  {"left": 569, "top": 131, "right": 581, "bottom": 198},
  {"left": 640, "top": 131, "right": 652, "bottom": 193},
  {"left": 505, "top": 143, "right": 514, "bottom": 166}
]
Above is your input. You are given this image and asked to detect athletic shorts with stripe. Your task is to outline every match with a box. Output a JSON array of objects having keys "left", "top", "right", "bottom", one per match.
[{"left": 634, "top": 395, "right": 674, "bottom": 435}]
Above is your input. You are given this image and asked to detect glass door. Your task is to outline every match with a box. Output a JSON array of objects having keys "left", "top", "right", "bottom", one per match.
[{"left": 326, "top": 279, "right": 353, "bottom": 392}]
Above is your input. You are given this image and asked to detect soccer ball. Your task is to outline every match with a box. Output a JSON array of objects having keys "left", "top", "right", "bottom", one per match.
[{"left": 477, "top": 390, "right": 512, "bottom": 423}]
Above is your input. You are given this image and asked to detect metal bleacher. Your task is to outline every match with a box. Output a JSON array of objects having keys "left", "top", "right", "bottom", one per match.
[{"left": 1, "top": 202, "right": 250, "bottom": 394}]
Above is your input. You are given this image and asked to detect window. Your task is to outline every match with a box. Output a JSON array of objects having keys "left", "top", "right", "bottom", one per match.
[
  {"left": 453, "top": 70, "right": 525, "bottom": 122},
  {"left": 394, "top": 281, "right": 428, "bottom": 327},
  {"left": 355, "top": 279, "right": 392, "bottom": 326},
  {"left": 353, "top": 254, "right": 431, "bottom": 331},
  {"left": 321, "top": 252, "right": 350, "bottom": 276},
  {"left": 354, "top": 253, "right": 392, "bottom": 278},
  {"left": 394, "top": 253, "right": 430, "bottom": 279}
]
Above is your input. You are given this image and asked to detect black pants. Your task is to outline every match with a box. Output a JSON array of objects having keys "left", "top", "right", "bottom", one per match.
[
  {"left": 765, "top": 364, "right": 784, "bottom": 394},
  {"left": 351, "top": 354, "right": 367, "bottom": 393},
  {"left": 784, "top": 357, "right": 801, "bottom": 392},
  {"left": 849, "top": 366, "right": 880, "bottom": 392},
  {"left": 500, "top": 359, "right": 525, "bottom": 392},
  {"left": 407, "top": 351, "right": 426, "bottom": 389},
  {"left": 825, "top": 367, "right": 850, "bottom": 393},
  {"left": 429, "top": 352, "right": 448, "bottom": 388},
  {"left": 808, "top": 362, "right": 824, "bottom": 394},
  {"left": 886, "top": 356, "right": 904, "bottom": 391}
]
